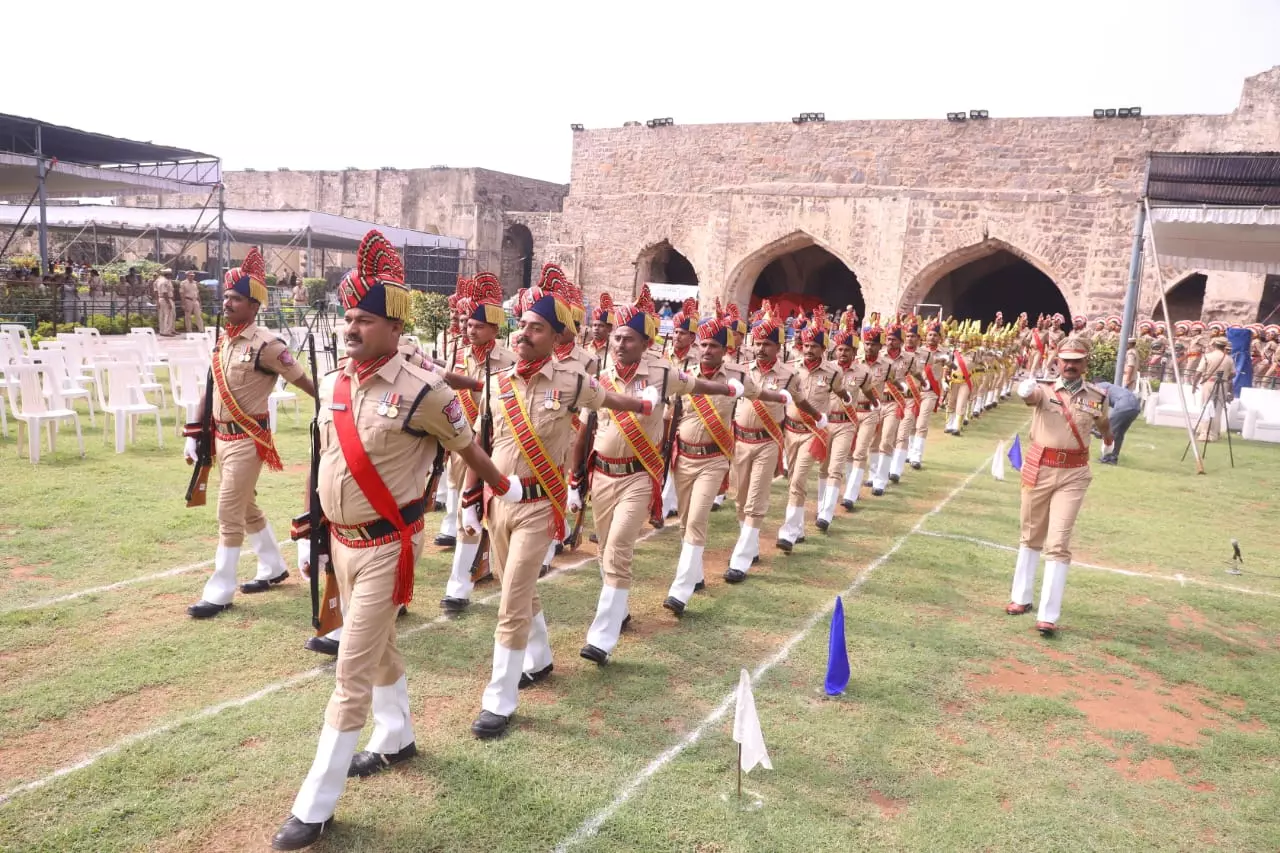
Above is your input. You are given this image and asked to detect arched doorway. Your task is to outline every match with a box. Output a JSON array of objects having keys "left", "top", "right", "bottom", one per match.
[
  {"left": 501, "top": 224, "right": 534, "bottom": 292},
  {"left": 1152, "top": 273, "right": 1206, "bottom": 323},
  {"left": 908, "top": 245, "right": 1069, "bottom": 323},
  {"left": 727, "top": 233, "right": 864, "bottom": 322},
  {"left": 635, "top": 240, "right": 699, "bottom": 287}
]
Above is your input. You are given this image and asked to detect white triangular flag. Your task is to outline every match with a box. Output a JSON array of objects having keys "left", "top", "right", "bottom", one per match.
[
  {"left": 732, "top": 669, "right": 772, "bottom": 773},
  {"left": 991, "top": 441, "right": 1005, "bottom": 481}
]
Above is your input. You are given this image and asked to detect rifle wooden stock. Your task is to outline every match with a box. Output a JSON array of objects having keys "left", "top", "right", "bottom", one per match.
[
  {"left": 304, "top": 332, "right": 338, "bottom": 635},
  {"left": 184, "top": 312, "right": 220, "bottom": 508},
  {"left": 469, "top": 350, "right": 494, "bottom": 582},
  {"left": 318, "top": 566, "right": 342, "bottom": 634},
  {"left": 184, "top": 463, "right": 212, "bottom": 508}
]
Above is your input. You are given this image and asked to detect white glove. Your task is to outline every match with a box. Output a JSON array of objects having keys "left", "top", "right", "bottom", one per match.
[
  {"left": 1017, "top": 378, "right": 1037, "bottom": 399},
  {"left": 462, "top": 504, "right": 482, "bottom": 537},
  {"left": 567, "top": 487, "right": 583, "bottom": 513},
  {"left": 727, "top": 378, "right": 745, "bottom": 399},
  {"left": 815, "top": 414, "right": 829, "bottom": 430},
  {"left": 297, "top": 539, "right": 312, "bottom": 581},
  {"left": 778, "top": 389, "right": 793, "bottom": 407},
  {"left": 497, "top": 474, "right": 522, "bottom": 504},
  {"left": 183, "top": 436, "right": 198, "bottom": 463},
  {"left": 641, "top": 386, "right": 662, "bottom": 408}
]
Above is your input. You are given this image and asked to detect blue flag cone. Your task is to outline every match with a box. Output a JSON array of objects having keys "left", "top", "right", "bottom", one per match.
[
  {"left": 824, "top": 596, "right": 850, "bottom": 696},
  {"left": 1008, "top": 434, "right": 1023, "bottom": 471}
]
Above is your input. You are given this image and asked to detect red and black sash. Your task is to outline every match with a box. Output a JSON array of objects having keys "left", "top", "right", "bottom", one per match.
[
  {"left": 497, "top": 370, "right": 569, "bottom": 540},
  {"left": 211, "top": 336, "right": 282, "bottom": 471},
  {"left": 332, "top": 373, "right": 416, "bottom": 605},
  {"left": 954, "top": 352, "right": 972, "bottom": 390},
  {"left": 600, "top": 370, "right": 666, "bottom": 516}
]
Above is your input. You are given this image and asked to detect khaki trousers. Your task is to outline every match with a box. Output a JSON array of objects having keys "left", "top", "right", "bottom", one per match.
[
  {"left": 851, "top": 409, "right": 880, "bottom": 464},
  {"left": 913, "top": 392, "right": 938, "bottom": 439},
  {"left": 947, "top": 383, "right": 972, "bottom": 424},
  {"left": 182, "top": 299, "right": 204, "bottom": 332},
  {"left": 448, "top": 454, "right": 481, "bottom": 546},
  {"left": 676, "top": 453, "right": 729, "bottom": 546},
  {"left": 879, "top": 405, "right": 904, "bottom": 455},
  {"left": 1019, "top": 466, "right": 1091, "bottom": 563},
  {"left": 489, "top": 497, "right": 553, "bottom": 650},
  {"left": 157, "top": 298, "right": 176, "bottom": 336},
  {"left": 592, "top": 470, "right": 653, "bottom": 590},
  {"left": 1196, "top": 381, "right": 1225, "bottom": 441},
  {"left": 783, "top": 429, "right": 821, "bottom": 506},
  {"left": 325, "top": 533, "right": 420, "bottom": 731},
  {"left": 215, "top": 436, "right": 267, "bottom": 547},
  {"left": 896, "top": 403, "right": 917, "bottom": 449},
  {"left": 731, "top": 440, "right": 779, "bottom": 528},
  {"left": 819, "top": 420, "right": 856, "bottom": 487}
]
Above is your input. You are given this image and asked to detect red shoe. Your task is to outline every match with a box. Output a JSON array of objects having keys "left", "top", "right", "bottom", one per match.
[
  {"left": 1005, "top": 602, "right": 1032, "bottom": 616},
  {"left": 1035, "top": 621, "right": 1057, "bottom": 635}
]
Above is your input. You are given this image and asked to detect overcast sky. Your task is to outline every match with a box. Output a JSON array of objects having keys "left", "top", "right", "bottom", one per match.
[{"left": 8, "top": 0, "right": 1278, "bottom": 184}]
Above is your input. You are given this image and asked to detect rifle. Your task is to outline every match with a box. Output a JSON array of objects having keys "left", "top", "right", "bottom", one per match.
[
  {"left": 293, "top": 333, "right": 340, "bottom": 635},
  {"left": 654, "top": 355, "right": 685, "bottom": 529},
  {"left": 564, "top": 344, "right": 607, "bottom": 551},
  {"left": 428, "top": 324, "right": 463, "bottom": 512},
  {"left": 468, "top": 349, "right": 494, "bottom": 583},
  {"left": 184, "top": 311, "right": 221, "bottom": 507}
]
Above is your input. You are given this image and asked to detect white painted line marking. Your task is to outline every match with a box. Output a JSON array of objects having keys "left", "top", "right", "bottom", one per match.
[
  {"left": 551, "top": 433, "right": 1015, "bottom": 851},
  {"left": 913, "top": 530, "right": 1280, "bottom": 600},
  {"left": 0, "top": 529, "right": 662, "bottom": 807},
  {"left": 2, "top": 540, "right": 294, "bottom": 615}
]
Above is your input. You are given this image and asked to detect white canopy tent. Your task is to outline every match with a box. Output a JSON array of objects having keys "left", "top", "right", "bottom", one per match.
[{"left": 646, "top": 282, "right": 699, "bottom": 303}]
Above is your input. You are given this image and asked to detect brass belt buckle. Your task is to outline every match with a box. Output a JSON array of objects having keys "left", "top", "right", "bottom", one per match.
[{"left": 1054, "top": 450, "right": 1068, "bottom": 466}]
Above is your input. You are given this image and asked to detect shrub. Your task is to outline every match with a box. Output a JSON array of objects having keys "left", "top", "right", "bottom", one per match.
[
  {"left": 303, "top": 278, "right": 328, "bottom": 307},
  {"left": 410, "top": 291, "right": 450, "bottom": 346},
  {"left": 1088, "top": 339, "right": 1117, "bottom": 383}
]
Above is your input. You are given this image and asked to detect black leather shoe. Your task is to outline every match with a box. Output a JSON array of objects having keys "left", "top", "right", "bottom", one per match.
[
  {"left": 662, "top": 596, "right": 686, "bottom": 616},
  {"left": 539, "top": 564, "right": 552, "bottom": 578},
  {"left": 434, "top": 534, "right": 456, "bottom": 548},
  {"left": 711, "top": 501, "right": 722, "bottom": 512},
  {"left": 694, "top": 581, "right": 706, "bottom": 592},
  {"left": 724, "top": 568, "right": 747, "bottom": 584},
  {"left": 753, "top": 555, "right": 760, "bottom": 564},
  {"left": 187, "top": 600, "right": 231, "bottom": 619},
  {"left": 889, "top": 474, "right": 900, "bottom": 484},
  {"left": 348, "top": 742, "right": 417, "bottom": 777},
  {"left": 397, "top": 605, "right": 408, "bottom": 619},
  {"left": 271, "top": 816, "right": 332, "bottom": 851},
  {"left": 304, "top": 636, "right": 339, "bottom": 656},
  {"left": 580, "top": 644, "right": 609, "bottom": 665},
  {"left": 240, "top": 571, "right": 289, "bottom": 594},
  {"left": 910, "top": 461, "right": 922, "bottom": 470},
  {"left": 775, "top": 538, "right": 792, "bottom": 553},
  {"left": 816, "top": 518, "right": 829, "bottom": 532},
  {"left": 797, "top": 535, "right": 806, "bottom": 544},
  {"left": 518, "top": 663, "right": 553, "bottom": 689},
  {"left": 555, "top": 543, "right": 564, "bottom": 556},
  {"left": 872, "top": 488, "right": 885, "bottom": 497},
  {"left": 471, "top": 710, "right": 510, "bottom": 739},
  {"left": 433, "top": 500, "right": 446, "bottom": 512},
  {"left": 440, "top": 596, "right": 469, "bottom": 614},
  {"left": 666, "top": 509, "right": 678, "bottom": 519},
  {"left": 841, "top": 499, "right": 854, "bottom": 511},
  {"left": 621, "top": 614, "right": 633, "bottom": 631}
]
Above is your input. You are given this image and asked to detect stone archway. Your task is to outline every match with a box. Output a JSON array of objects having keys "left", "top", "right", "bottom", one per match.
[
  {"left": 1152, "top": 272, "right": 1206, "bottom": 323},
  {"left": 634, "top": 240, "right": 699, "bottom": 290},
  {"left": 501, "top": 224, "right": 534, "bottom": 292},
  {"left": 901, "top": 239, "right": 1069, "bottom": 322},
  {"left": 725, "top": 231, "right": 865, "bottom": 320}
]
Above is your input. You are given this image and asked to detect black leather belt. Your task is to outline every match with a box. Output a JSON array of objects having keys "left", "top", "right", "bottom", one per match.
[
  {"left": 734, "top": 424, "right": 773, "bottom": 442},
  {"left": 215, "top": 416, "right": 269, "bottom": 435},
  {"left": 330, "top": 497, "right": 427, "bottom": 541},
  {"left": 593, "top": 455, "right": 646, "bottom": 477},
  {"left": 677, "top": 438, "right": 722, "bottom": 457},
  {"left": 828, "top": 411, "right": 852, "bottom": 423}
]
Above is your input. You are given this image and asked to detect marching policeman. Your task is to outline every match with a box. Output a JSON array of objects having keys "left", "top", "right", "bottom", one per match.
[
  {"left": 184, "top": 248, "right": 316, "bottom": 619},
  {"left": 838, "top": 321, "right": 887, "bottom": 509},
  {"left": 272, "top": 232, "right": 513, "bottom": 850},
  {"left": 775, "top": 323, "right": 838, "bottom": 548},
  {"left": 1005, "top": 338, "right": 1112, "bottom": 637}
]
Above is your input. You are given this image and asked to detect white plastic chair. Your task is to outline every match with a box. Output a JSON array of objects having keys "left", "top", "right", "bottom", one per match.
[
  {"left": 5, "top": 363, "right": 84, "bottom": 463},
  {"left": 33, "top": 349, "right": 95, "bottom": 426},
  {"left": 94, "top": 360, "right": 164, "bottom": 453},
  {"left": 128, "top": 327, "right": 168, "bottom": 368},
  {"left": 0, "top": 324, "right": 34, "bottom": 359},
  {"left": 104, "top": 342, "right": 167, "bottom": 409},
  {"left": 268, "top": 375, "right": 299, "bottom": 433},
  {"left": 168, "top": 357, "right": 208, "bottom": 431}
]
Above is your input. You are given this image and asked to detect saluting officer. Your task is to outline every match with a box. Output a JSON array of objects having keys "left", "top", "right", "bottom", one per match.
[
  {"left": 1005, "top": 338, "right": 1112, "bottom": 638},
  {"left": 577, "top": 294, "right": 733, "bottom": 662},
  {"left": 465, "top": 282, "right": 652, "bottom": 740},
  {"left": 775, "top": 322, "right": 837, "bottom": 548},
  {"left": 184, "top": 248, "right": 316, "bottom": 619},
  {"left": 440, "top": 274, "right": 516, "bottom": 611},
  {"left": 727, "top": 316, "right": 802, "bottom": 581},
  {"left": 272, "top": 232, "right": 513, "bottom": 851}
]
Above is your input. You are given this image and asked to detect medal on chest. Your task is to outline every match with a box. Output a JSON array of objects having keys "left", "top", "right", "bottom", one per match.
[
  {"left": 544, "top": 389, "right": 562, "bottom": 411},
  {"left": 240, "top": 346, "right": 254, "bottom": 363},
  {"left": 377, "top": 392, "right": 401, "bottom": 418}
]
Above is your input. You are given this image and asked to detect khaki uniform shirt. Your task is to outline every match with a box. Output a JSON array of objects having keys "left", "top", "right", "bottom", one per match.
[
  {"left": 481, "top": 360, "right": 608, "bottom": 481},
  {"left": 1025, "top": 379, "right": 1109, "bottom": 451},
  {"left": 1199, "top": 350, "right": 1234, "bottom": 388},
  {"left": 317, "top": 357, "right": 473, "bottom": 526},
  {"left": 457, "top": 342, "right": 516, "bottom": 428},
  {"left": 837, "top": 360, "right": 879, "bottom": 408},
  {"left": 213, "top": 325, "right": 305, "bottom": 419},
  {"left": 678, "top": 362, "right": 759, "bottom": 445},
  {"left": 557, "top": 343, "right": 600, "bottom": 377},
  {"left": 784, "top": 359, "right": 843, "bottom": 423},
  {"left": 179, "top": 279, "right": 200, "bottom": 303},
  {"left": 155, "top": 276, "right": 174, "bottom": 303},
  {"left": 595, "top": 356, "right": 696, "bottom": 458},
  {"left": 735, "top": 360, "right": 797, "bottom": 430}
]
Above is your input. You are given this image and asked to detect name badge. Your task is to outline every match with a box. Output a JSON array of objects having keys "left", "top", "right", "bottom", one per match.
[{"left": 327, "top": 403, "right": 348, "bottom": 411}]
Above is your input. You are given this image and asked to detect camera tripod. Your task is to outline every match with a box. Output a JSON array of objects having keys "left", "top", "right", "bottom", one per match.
[
  {"left": 295, "top": 299, "right": 340, "bottom": 373},
  {"left": 1181, "top": 372, "right": 1234, "bottom": 468}
]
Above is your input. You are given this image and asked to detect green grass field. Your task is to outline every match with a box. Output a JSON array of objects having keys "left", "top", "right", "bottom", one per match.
[{"left": 1, "top": 390, "right": 1278, "bottom": 853}]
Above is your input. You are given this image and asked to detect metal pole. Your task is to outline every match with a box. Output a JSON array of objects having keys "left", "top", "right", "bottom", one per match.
[
  {"left": 305, "top": 226, "right": 312, "bottom": 278},
  {"left": 1114, "top": 200, "right": 1148, "bottom": 385},
  {"left": 216, "top": 182, "right": 227, "bottom": 281},
  {"left": 35, "top": 124, "right": 49, "bottom": 275}
]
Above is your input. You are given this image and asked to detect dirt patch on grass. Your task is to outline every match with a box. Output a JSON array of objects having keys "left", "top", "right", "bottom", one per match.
[
  {"left": 0, "top": 684, "right": 183, "bottom": 787},
  {"left": 972, "top": 650, "right": 1263, "bottom": 747},
  {"left": 2, "top": 556, "right": 54, "bottom": 581},
  {"left": 865, "top": 787, "right": 906, "bottom": 818}
]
